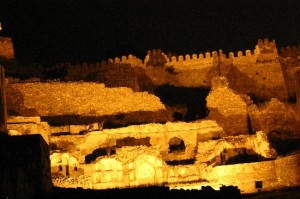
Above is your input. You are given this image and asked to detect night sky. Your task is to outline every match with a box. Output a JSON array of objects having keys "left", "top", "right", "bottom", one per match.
[{"left": 0, "top": 0, "right": 299, "bottom": 65}]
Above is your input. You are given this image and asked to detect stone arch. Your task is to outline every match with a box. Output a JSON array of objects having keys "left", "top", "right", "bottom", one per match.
[
  {"left": 94, "top": 158, "right": 123, "bottom": 183},
  {"left": 134, "top": 154, "right": 163, "bottom": 185},
  {"left": 168, "top": 137, "right": 186, "bottom": 153},
  {"left": 136, "top": 162, "right": 156, "bottom": 183}
]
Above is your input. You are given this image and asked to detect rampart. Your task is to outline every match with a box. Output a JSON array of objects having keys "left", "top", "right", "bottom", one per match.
[
  {"left": 4, "top": 38, "right": 296, "bottom": 100},
  {"left": 204, "top": 152, "right": 300, "bottom": 193}
]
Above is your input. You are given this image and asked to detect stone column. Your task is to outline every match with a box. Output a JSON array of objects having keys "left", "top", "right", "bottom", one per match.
[{"left": 0, "top": 65, "right": 7, "bottom": 134}]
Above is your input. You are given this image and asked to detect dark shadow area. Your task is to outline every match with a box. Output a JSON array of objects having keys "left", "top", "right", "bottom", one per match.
[
  {"left": 243, "top": 185, "right": 300, "bottom": 199},
  {"left": 166, "top": 159, "right": 195, "bottom": 166},
  {"left": 41, "top": 109, "right": 169, "bottom": 127},
  {"left": 116, "top": 137, "right": 151, "bottom": 148},
  {"left": 34, "top": 185, "right": 241, "bottom": 199},
  {"left": 85, "top": 147, "right": 116, "bottom": 164},
  {"left": 217, "top": 148, "right": 272, "bottom": 165},
  {"left": 268, "top": 131, "right": 300, "bottom": 155},
  {"left": 168, "top": 137, "right": 186, "bottom": 153},
  {"left": 247, "top": 114, "right": 254, "bottom": 135},
  {"left": 287, "top": 94, "right": 297, "bottom": 104},
  {"left": 154, "top": 85, "right": 210, "bottom": 121}
]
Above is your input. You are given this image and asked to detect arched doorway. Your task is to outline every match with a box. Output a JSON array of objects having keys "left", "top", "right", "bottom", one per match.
[{"left": 168, "top": 137, "right": 186, "bottom": 153}]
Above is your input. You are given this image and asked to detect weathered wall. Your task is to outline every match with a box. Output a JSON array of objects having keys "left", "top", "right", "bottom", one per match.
[
  {"left": 196, "top": 131, "right": 276, "bottom": 165},
  {"left": 7, "top": 116, "right": 51, "bottom": 144},
  {"left": 226, "top": 60, "right": 288, "bottom": 101},
  {"left": 275, "top": 153, "right": 300, "bottom": 186},
  {"left": 81, "top": 146, "right": 300, "bottom": 193},
  {"left": 0, "top": 135, "right": 52, "bottom": 199},
  {"left": 5, "top": 82, "right": 165, "bottom": 117},
  {"left": 248, "top": 98, "right": 300, "bottom": 135},
  {"left": 93, "top": 147, "right": 167, "bottom": 189},
  {"left": 64, "top": 63, "right": 141, "bottom": 91},
  {"left": 79, "top": 120, "right": 224, "bottom": 162},
  {"left": 206, "top": 77, "right": 248, "bottom": 135},
  {"left": 203, "top": 153, "right": 300, "bottom": 194}
]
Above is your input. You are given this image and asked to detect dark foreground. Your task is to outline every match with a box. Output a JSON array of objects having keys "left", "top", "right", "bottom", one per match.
[
  {"left": 242, "top": 186, "right": 300, "bottom": 199},
  {"left": 34, "top": 185, "right": 241, "bottom": 199}
]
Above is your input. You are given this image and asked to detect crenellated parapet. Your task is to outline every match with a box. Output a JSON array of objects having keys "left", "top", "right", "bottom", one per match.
[
  {"left": 165, "top": 48, "right": 261, "bottom": 70},
  {"left": 111, "top": 54, "right": 143, "bottom": 67},
  {"left": 280, "top": 44, "right": 300, "bottom": 58},
  {"left": 254, "top": 38, "right": 278, "bottom": 61},
  {"left": 145, "top": 49, "right": 168, "bottom": 67},
  {"left": 165, "top": 51, "right": 217, "bottom": 70}
]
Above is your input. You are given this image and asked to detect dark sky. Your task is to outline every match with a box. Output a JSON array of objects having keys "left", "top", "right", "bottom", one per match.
[{"left": 0, "top": 0, "right": 299, "bottom": 65}]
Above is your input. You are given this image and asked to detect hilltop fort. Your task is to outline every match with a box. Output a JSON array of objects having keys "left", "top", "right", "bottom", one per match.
[{"left": 1, "top": 37, "right": 300, "bottom": 198}]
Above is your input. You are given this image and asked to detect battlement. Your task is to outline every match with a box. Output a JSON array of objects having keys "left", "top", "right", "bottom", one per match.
[
  {"left": 280, "top": 44, "right": 300, "bottom": 58},
  {"left": 165, "top": 49, "right": 260, "bottom": 70},
  {"left": 109, "top": 54, "right": 143, "bottom": 67}
]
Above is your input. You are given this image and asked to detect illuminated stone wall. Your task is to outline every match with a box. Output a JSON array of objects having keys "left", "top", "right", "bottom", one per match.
[
  {"left": 5, "top": 82, "right": 165, "bottom": 117},
  {"left": 64, "top": 62, "right": 141, "bottom": 91},
  {"left": 203, "top": 153, "right": 300, "bottom": 193},
  {"left": 7, "top": 116, "right": 51, "bottom": 144},
  {"left": 206, "top": 77, "right": 248, "bottom": 135},
  {"left": 79, "top": 120, "right": 225, "bottom": 162}
]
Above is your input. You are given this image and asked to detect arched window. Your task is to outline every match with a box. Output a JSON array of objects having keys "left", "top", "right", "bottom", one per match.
[{"left": 168, "top": 137, "right": 186, "bottom": 153}]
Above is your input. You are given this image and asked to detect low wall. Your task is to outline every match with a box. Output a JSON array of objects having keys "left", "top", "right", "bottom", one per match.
[{"left": 204, "top": 153, "right": 300, "bottom": 193}]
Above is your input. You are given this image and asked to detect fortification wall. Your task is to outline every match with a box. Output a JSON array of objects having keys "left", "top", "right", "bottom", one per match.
[
  {"left": 226, "top": 60, "right": 288, "bottom": 100},
  {"left": 275, "top": 153, "right": 300, "bottom": 187},
  {"left": 5, "top": 82, "right": 165, "bottom": 117},
  {"left": 280, "top": 44, "right": 300, "bottom": 58},
  {"left": 204, "top": 153, "right": 300, "bottom": 193}
]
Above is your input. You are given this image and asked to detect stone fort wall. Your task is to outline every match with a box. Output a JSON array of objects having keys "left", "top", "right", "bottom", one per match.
[{"left": 204, "top": 152, "right": 300, "bottom": 194}]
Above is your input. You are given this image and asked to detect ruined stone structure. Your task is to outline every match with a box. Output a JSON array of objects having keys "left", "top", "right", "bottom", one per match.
[
  {"left": 5, "top": 82, "right": 169, "bottom": 127},
  {"left": 2, "top": 38, "right": 300, "bottom": 197}
]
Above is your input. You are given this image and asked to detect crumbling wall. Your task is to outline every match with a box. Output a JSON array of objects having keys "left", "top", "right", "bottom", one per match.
[
  {"left": 7, "top": 116, "right": 51, "bottom": 144},
  {"left": 79, "top": 120, "right": 224, "bottom": 162},
  {"left": 196, "top": 131, "right": 276, "bottom": 165},
  {"left": 5, "top": 82, "right": 165, "bottom": 117},
  {"left": 248, "top": 98, "right": 299, "bottom": 135},
  {"left": 206, "top": 77, "right": 248, "bottom": 135}
]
